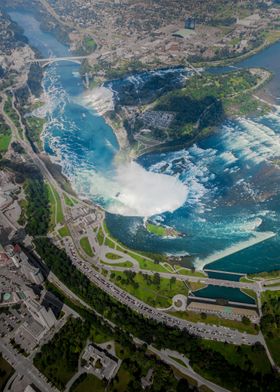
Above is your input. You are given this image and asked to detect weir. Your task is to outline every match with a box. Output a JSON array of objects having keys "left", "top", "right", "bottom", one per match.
[{"left": 195, "top": 231, "right": 277, "bottom": 270}]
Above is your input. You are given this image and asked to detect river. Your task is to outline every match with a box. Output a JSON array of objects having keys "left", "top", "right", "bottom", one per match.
[{"left": 8, "top": 9, "right": 280, "bottom": 279}]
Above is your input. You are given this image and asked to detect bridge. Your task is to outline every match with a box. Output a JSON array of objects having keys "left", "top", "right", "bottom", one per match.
[{"left": 28, "top": 55, "right": 91, "bottom": 67}]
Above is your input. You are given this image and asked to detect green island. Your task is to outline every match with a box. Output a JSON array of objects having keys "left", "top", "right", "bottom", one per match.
[
  {"left": 146, "top": 222, "right": 182, "bottom": 237},
  {"left": 80, "top": 236, "right": 94, "bottom": 257}
]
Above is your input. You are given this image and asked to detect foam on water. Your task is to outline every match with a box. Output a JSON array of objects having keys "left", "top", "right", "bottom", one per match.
[
  {"left": 74, "top": 161, "right": 188, "bottom": 217},
  {"left": 80, "top": 86, "right": 114, "bottom": 115}
]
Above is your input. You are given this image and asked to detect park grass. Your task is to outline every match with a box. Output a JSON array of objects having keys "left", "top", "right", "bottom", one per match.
[
  {"left": 200, "top": 340, "right": 271, "bottom": 376},
  {"left": 111, "top": 271, "right": 188, "bottom": 308},
  {"left": 64, "top": 193, "right": 76, "bottom": 207},
  {"left": 101, "top": 260, "right": 133, "bottom": 268},
  {"left": 241, "top": 288, "right": 257, "bottom": 301},
  {"left": 104, "top": 236, "right": 116, "bottom": 249},
  {"left": 125, "top": 251, "right": 171, "bottom": 272},
  {"left": 90, "top": 326, "right": 112, "bottom": 344},
  {"left": 46, "top": 183, "right": 64, "bottom": 225},
  {"left": 80, "top": 236, "right": 94, "bottom": 257},
  {"left": 53, "top": 186, "right": 64, "bottom": 224},
  {"left": 0, "top": 354, "right": 14, "bottom": 391},
  {"left": 249, "top": 270, "right": 280, "bottom": 280},
  {"left": 169, "top": 355, "right": 188, "bottom": 368},
  {"left": 70, "top": 374, "right": 105, "bottom": 392},
  {"left": 175, "top": 266, "right": 206, "bottom": 277},
  {"left": 0, "top": 133, "right": 11, "bottom": 153},
  {"left": 188, "top": 281, "right": 207, "bottom": 291},
  {"left": 110, "top": 366, "right": 131, "bottom": 392},
  {"left": 169, "top": 311, "right": 259, "bottom": 335},
  {"left": 106, "top": 252, "right": 122, "bottom": 260},
  {"left": 46, "top": 183, "right": 56, "bottom": 230},
  {"left": 97, "top": 227, "right": 104, "bottom": 245},
  {"left": 58, "top": 225, "right": 70, "bottom": 238}
]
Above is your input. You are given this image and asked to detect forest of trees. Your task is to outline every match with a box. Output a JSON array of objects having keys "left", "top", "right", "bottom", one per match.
[{"left": 25, "top": 179, "right": 50, "bottom": 236}]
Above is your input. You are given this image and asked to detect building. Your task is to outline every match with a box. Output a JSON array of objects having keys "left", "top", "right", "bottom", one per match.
[
  {"left": 82, "top": 343, "right": 120, "bottom": 380},
  {"left": 25, "top": 298, "right": 56, "bottom": 329},
  {"left": 186, "top": 301, "right": 259, "bottom": 322},
  {"left": 20, "top": 261, "right": 44, "bottom": 285}
]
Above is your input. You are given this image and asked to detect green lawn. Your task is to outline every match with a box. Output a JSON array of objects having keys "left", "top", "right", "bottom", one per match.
[
  {"left": 106, "top": 252, "right": 122, "bottom": 260},
  {"left": 97, "top": 227, "right": 104, "bottom": 245},
  {"left": 70, "top": 374, "right": 105, "bottom": 392},
  {"left": 175, "top": 266, "right": 206, "bottom": 277},
  {"left": 170, "top": 311, "right": 259, "bottom": 334},
  {"left": 126, "top": 251, "right": 171, "bottom": 272},
  {"left": 200, "top": 340, "right": 271, "bottom": 376},
  {"left": 0, "top": 355, "right": 14, "bottom": 391},
  {"left": 101, "top": 260, "right": 133, "bottom": 268},
  {"left": 104, "top": 237, "right": 116, "bottom": 248},
  {"left": 53, "top": 187, "right": 64, "bottom": 224},
  {"left": 80, "top": 236, "right": 94, "bottom": 257},
  {"left": 64, "top": 193, "right": 76, "bottom": 207},
  {"left": 110, "top": 366, "right": 131, "bottom": 392},
  {"left": 46, "top": 183, "right": 56, "bottom": 230},
  {"left": 0, "top": 133, "right": 11, "bottom": 152},
  {"left": 111, "top": 271, "right": 188, "bottom": 308},
  {"left": 46, "top": 183, "right": 64, "bottom": 226},
  {"left": 241, "top": 288, "right": 257, "bottom": 301},
  {"left": 58, "top": 225, "right": 70, "bottom": 238}
]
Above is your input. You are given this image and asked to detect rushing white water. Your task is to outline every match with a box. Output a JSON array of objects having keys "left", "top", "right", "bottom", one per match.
[
  {"left": 74, "top": 161, "right": 188, "bottom": 217},
  {"left": 80, "top": 86, "right": 114, "bottom": 115}
]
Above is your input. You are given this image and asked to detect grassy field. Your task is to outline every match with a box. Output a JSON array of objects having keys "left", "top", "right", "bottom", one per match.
[
  {"left": 106, "top": 252, "right": 122, "bottom": 260},
  {"left": 64, "top": 193, "right": 76, "bottom": 207},
  {"left": 46, "top": 183, "right": 56, "bottom": 230},
  {"left": 0, "top": 355, "right": 14, "bottom": 391},
  {"left": 46, "top": 183, "right": 64, "bottom": 226},
  {"left": 249, "top": 270, "right": 280, "bottom": 280},
  {"left": 104, "top": 236, "right": 116, "bottom": 248},
  {"left": 241, "top": 288, "right": 257, "bottom": 301},
  {"left": 97, "top": 227, "right": 105, "bottom": 245},
  {"left": 0, "top": 133, "right": 11, "bottom": 153},
  {"left": 58, "top": 225, "right": 70, "bottom": 238},
  {"left": 70, "top": 374, "right": 105, "bottom": 392},
  {"left": 170, "top": 311, "right": 259, "bottom": 335},
  {"left": 101, "top": 260, "right": 133, "bottom": 268},
  {"left": 80, "top": 236, "right": 94, "bottom": 257},
  {"left": 200, "top": 340, "right": 271, "bottom": 376},
  {"left": 175, "top": 266, "right": 206, "bottom": 277},
  {"left": 111, "top": 271, "right": 188, "bottom": 308}
]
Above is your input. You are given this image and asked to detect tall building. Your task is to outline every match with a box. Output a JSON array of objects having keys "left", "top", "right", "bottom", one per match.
[{"left": 25, "top": 299, "right": 56, "bottom": 329}]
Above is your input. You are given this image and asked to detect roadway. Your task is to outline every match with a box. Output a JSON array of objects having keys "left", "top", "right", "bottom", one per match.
[{"left": 0, "top": 340, "right": 58, "bottom": 392}]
